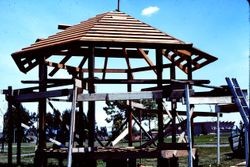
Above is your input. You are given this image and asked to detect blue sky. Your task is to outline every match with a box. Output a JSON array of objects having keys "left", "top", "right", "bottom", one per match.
[{"left": 0, "top": 0, "right": 248, "bottom": 130}]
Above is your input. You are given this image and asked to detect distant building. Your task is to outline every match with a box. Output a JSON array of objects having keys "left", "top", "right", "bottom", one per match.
[{"left": 194, "top": 121, "right": 234, "bottom": 136}]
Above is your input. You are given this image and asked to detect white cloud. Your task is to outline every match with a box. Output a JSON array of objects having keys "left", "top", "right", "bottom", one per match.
[{"left": 141, "top": 6, "right": 160, "bottom": 17}]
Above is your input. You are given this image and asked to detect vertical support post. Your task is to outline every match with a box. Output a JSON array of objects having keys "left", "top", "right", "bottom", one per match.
[
  {"left": 67, "top": 79, "right": 81, "bottom": 167},
  {"left": 216, "top": 106, "right": 220, "bottom": 165},
  {"left": 187, "top": 56, "right": 192, "bottom": 80},
  {"left": 170, "top": 63, "right": 176, "bottom": 143},
  {"left": 35, "top": 56, "right": 47, "bottom": 167},
  {"left": 127, "top": 74, "right": 133, "bottom": 147},
  {"left": 187, "top": 56, "right": 195, "bottom": 147},
  {"left": 87, "top": 46, "right": 96, "bottom": 167},
  {"left": 156, "top": 49, "right": 164, "bottom": 167},
  {"left": 7, "top": 86, "right": 13, "bottom": 167},
  {"left": 16, "top": 103, "right": 21, "bottom": 165},
  {"left": 156, "top": 49, "right": 163, "bottom": 144},
  {"left": 78, "top": 71, "right": 85, "bottom": 147},
  {"left": 185, "top": 84, "right": 193, "bottom": 167}
]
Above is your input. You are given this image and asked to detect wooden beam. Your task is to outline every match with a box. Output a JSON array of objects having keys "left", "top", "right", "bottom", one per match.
[
  {"left": 54, "top": 47, "right": 149, "bottom": 58},
  {"left": 130, "top": 63, "right": 171, "bottom": 73},
  {"left": 91, "top": 79, "right": 173, "bottom": 84},
  {"left": 15, "top": 89, "right": 72, "bottom": 102},
  {"left": 137, "top": 48, "right": 157, "bottom": 74},
  {"left": 58, "top": 24, "right": 71, "bottom": 30},
  {"left": 102, "top": 47, "right": 109, "bottom": 79},
  {"left": 187, "top": 96, "right": 232, "bottom": 105},
  {"left": 49, "top": 55, "right": 71, "bottom": 76},
  {"left": 78, "top": 56, "right": 88, "bottom": 68},
  {"left": 216, "top": 104, "right": 239, "bottom": 113},
  {"left": 77, "top": 90, "right": 164, "bottom": 102},
  {"left": 133, "top": 109, "right": 222, "bottom": 117},
  {"left": 46, "top": 61, "right": 127, "bottom": 73},
  {"left": 158, "top": 143, "right": 188, "bottom": 150},
  {"left": 123, "top": 48, "right": 134, "bottom": 79}
]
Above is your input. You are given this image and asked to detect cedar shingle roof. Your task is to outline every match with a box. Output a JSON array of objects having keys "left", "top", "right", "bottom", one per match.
[
  {"left": 15, "top": 11, "right": 186, "bottom": 53},
  {"left": 11, "top": 11, "right": 217, "bottom": 74}
]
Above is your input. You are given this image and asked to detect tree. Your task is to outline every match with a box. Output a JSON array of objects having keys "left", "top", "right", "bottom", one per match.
[
  {"left": 103, "top": 101, "right": 126, "bottom": 135},
  {"left": 104, "top": 100, "right": 158, "bottom": 135},
  {"left": 3, "top": 104, "right": 37, "bottom": 142},
  {"left": 56, "top": 109, "right": 88, "bottom": 146}
]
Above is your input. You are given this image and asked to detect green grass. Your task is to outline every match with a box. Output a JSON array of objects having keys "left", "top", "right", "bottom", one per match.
[{"left": 0, "top": 134, "right": 245, "bottom": 166}]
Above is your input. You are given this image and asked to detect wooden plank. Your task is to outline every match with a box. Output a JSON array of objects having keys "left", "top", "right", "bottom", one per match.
[
  {"left": 130, "top": 63, "right": 171, "bottom": 73},
  {"left": 87, "top": 30, "right": 167, "bottom": 36},
  {"left": 58, "top": 24, "right": 71, "bottom": 30},
  {"left": 91, "top": 27, "right": 161, "bottom": 33},
  {"left": 15, "top": 89, "right": 72, "bottom": 102},
  {"left": 82, "top": 68, "right": 127, "bottom": 73},
  {"left": 111, "top": 127, "right": 128, "bottom": 146},
  {"left": 44, "top": 147, "right": 160, "bottom": 160},
  {"left": 77, "top": 90, "right": 163, "bottom": 102},
  {"left": 161, "top": 149, "right": 196, "bottom": 159},
  {"left": 96, "top": 22, "right": 149, "bottom": 27},
  {"left": 158, "top": 143, "right": 188, "bottom": 150},
  {"left": 94, "top": 24, "right": 156, "bottom": 30},
  {"left": 188, "top": 96, "right": 232, "bottom": 105},
  {"left": 90, "top": 79, "right": 173, "bottom": 84},
  {"left": 216, "top": 104, "right": 239, "bottom": 113},
  {"left": 84, "top": 33, "right": 174, "bottom": 40}
]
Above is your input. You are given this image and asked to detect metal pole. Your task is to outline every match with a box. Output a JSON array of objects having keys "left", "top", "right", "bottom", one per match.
[
  {"left": 245, "top": 126, "right": 249, "bottom": 167},
  {"left": 117, "top": 0, "right": 120, "bottom": 11},
  {"left": 216, "top": 107, "right": 220, "bottom": 165},
  {"left": 185, "top": 84, "right": 193, "bottom": 167},
  {"left": 67, "top": 79, "right": 81, "bottom": 167}
]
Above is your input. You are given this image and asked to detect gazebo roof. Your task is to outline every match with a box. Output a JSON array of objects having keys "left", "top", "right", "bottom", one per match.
[{"left": 11, "top": 10, "right": 217, "bottom": 74}]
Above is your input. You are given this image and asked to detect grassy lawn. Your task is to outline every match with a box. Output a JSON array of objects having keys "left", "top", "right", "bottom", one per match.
[{"left": 0, "top": 134, "right": 245, "bottom": 166}]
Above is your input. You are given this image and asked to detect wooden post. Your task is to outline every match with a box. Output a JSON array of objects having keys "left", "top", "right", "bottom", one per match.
[
  {"left": 127, "top": 75, "right": 133, "bottom": 147},
  {"left": 16, "top": 103, "right": 22, "bottom": 165},
  {"left": 156, "top": 49, "right": 163, "bottom": 143},
  {"left": 87, "top": 46, "right": 97, "bottom": 167},
  {"left": 156, "top": 49, "right": 164, "bottom": 167},
  {"left": 35, "top": 56, "right": 47, "bottom": 167},
  {"left": 187, "top": 56, "right": 192, "bottom": 80},
  {"left": 170, "top": 63, "right": 177, "bottom": 143},
  {"left": 7, "top": 86, "right": 13, "bottom": 167}
]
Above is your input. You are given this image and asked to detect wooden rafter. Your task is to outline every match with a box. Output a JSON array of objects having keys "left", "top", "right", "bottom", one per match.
[
  {"left": 78, "top": 56, "right": 88, "bottom": 68},
  {"left": 49, "top": 55, "right": 71, "bottom": 76},
  {"left": 163, "top": 48, "right": 217, "bottom": 74},
  {"left": 137, "top": 48, "right": 157, "bottom": 74}
]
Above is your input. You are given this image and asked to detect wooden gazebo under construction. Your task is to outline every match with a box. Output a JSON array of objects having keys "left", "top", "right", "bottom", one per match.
[{"left": 5, "top": 10, "right": 238, "bottom": 167}]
